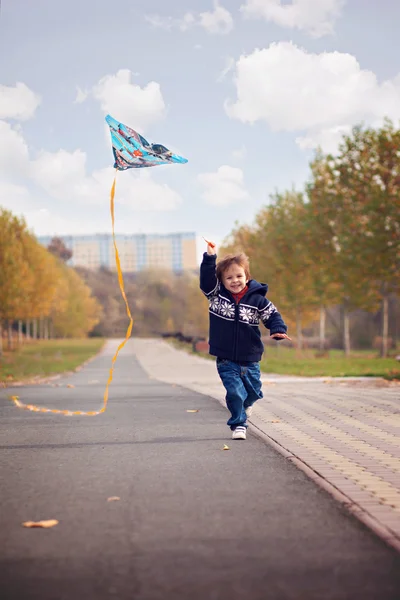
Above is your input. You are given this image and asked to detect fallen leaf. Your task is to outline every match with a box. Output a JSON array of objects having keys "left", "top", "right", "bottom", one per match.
[
  {"left": 270, "top": 420, "right": 281, "bottom": 423},
  {"left": 186, "top": 409, "right": 199, "bottom": 413},
  {"left": 23, "top": 519, "right": 59, "bottom": 528},
  {"left": 107, "top": 496, "right": 120, "bottom": 502},
  {"left": 67, "top": 384, "right": 75, "bottom": 388},
  {"left": 222, "top": 444, "right": 230, "bottom": 451}
]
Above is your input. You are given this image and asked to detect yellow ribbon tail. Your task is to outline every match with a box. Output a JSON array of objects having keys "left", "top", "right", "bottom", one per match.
[{"left": 102, "top": 170, "right": 134, "bottom": 413}]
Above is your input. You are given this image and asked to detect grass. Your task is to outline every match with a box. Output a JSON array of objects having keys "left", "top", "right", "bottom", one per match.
[
  {"left": 0, "top": 338, "right": 105, "bottom": 385},
  {"left": 259, "top": 346, "right": 400, "bottom": 379},
  {"left": 168, "top": 339, "right": 400, "bottom": 380}
]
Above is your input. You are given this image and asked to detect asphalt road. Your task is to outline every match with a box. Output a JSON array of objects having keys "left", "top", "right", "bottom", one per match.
[{"left": 1, "top": 341, "right": 400, "bottom": 600}]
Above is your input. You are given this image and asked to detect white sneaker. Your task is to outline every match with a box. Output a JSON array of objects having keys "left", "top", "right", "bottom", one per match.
[
  {"left": 232, "top": 426, "right": 247, "bottom": 440},
  {"left": 245, "top": 405, "right": 253, "bottom": 418}
]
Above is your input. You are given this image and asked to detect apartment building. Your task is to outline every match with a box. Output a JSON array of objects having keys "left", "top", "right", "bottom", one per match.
[{"left": 37, "top": 232, "right": 198, "bottom": 273}]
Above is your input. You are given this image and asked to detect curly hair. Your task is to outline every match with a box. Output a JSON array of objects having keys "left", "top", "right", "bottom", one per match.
[{"left": 216, "top": 253, "right": 251, "bottom": 281}]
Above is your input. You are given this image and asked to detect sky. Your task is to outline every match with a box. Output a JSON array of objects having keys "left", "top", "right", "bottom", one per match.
[{"left": 1, "top": 0, "right": 400, "bottom": 262}]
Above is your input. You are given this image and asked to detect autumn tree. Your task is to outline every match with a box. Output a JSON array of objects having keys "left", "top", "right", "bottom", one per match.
[
  {"left": 308, "top": 122, "right": 399, "bottom": 355},
  {"left": 47, "top": 237, "right": 73, "bottom": 262},
  {"left": 52, "top": 267, "right": 102, "bottom": 337},
  {"left": 0, "top": 210, "right": 31, "bottom": 351},
  {"left": 334, "top": 121, "right": 400, "bottom": 356}
]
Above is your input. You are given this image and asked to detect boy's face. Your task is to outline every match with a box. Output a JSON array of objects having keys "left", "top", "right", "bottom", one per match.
[{"left": 222, "top": 264, "right": 247, "bottom": 293}]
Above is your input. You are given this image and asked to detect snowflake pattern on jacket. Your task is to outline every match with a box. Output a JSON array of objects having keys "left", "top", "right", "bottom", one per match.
[{"left": 207, "top": 284, "right": 278, "bottom": 326}]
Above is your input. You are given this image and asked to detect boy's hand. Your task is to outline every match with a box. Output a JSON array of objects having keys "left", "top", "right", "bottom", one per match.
[
  {"left": 271, "top": 333, "right": 292, "bottom": 341},
  {"left": 204, "top": 238, "right": 216, "bottom": 255}
]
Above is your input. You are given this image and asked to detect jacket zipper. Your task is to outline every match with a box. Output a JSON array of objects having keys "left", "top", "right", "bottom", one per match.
[
  {"left": 231, "top": 288, "right": 251, "bottom": 362},
  {"left": 233, "top": 303, "right": 239, "bottom": 361}
]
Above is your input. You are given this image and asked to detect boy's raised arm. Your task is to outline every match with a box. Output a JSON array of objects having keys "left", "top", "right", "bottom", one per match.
[{"left": 200, "top": 241, "right": 219, "bottom": 297}]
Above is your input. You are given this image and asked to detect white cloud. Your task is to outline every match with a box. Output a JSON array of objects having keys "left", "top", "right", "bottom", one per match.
[
  {"left": 198, "top": 165, "right": 249, "bottom": 206},
  {"left": 91, "top": 70, "right": 165, "bottom": 131},
  {"left": 145, "top": 3, "right": 233, "bottom": 35},
  {"left": 145, "top": 12, "right": 195, "bottom": 32},
  {"left": 0, "top": 181, "right": 32, "bottom": 213},
  {"left": 74, "top": 86, "right": 89, "bottom": 104},
  {"left": 29, "top": 147, "right": 182, "bottom": 211},
  {"left": 296, "top": 125, "right": 352, "bottom": 153},
  {"left": 240, "top": 0, "right": 345, "bottom": 37},
  {"left": 0, "top": 120, "right": 30, "bottom": 176},
  {"left": 199, "top": 3, "right": 234, "bottom": 34},
  {"left": 0, "top": 82, "right": 41, "bottom": 121},
  {"left": 225, "top": 42, "right": 400, "bottom": 151}
]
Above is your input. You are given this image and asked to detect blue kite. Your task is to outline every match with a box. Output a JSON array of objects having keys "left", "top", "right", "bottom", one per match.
[{"left": 105, "top": 114, "right": 188, "bottom": 170}]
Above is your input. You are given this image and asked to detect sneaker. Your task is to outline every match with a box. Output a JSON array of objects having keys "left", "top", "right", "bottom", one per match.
[
  {"left": 245, "top": 405, "right": 253, "bottom": 418},
  {"left": 232, "top": 426, "right": 247, "bottom": 440}
]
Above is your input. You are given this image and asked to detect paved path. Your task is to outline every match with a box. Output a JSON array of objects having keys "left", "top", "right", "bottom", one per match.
[
  {"left": 1, "top": 339, "right": 400, "bottom": 600},
  {"left": 132, "top": 339, "right": 400, "bottom": 552}
]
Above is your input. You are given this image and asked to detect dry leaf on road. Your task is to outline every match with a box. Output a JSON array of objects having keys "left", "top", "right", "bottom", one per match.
[
  {"left": 186, "top": 409, "right": 199, "bottom": 413},
  {"left": 67, "top": 384, "right": 75, "bottom": 388},
  {"left": 107, "top": 496, "right": 120, "bottom": 502},
  {"left": 222, "top": 444, "right": 230, "bottom": 450},
  {"left": 23, "top": 520, "right": 59, "bottom": 528}
]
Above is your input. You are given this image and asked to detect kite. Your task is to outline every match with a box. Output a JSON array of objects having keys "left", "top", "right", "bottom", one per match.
[
  {"left": 105, "top": 114, "right": 188, "bottom": 170},
  {"left": 9, "top": 115, "right": 187, "bottom": 417}
]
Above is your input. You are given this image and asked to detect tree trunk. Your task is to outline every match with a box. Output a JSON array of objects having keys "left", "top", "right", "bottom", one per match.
[
  {"left": 296, "top": 308, "right": 303, "bottom": 350},
  {"left": 18, "top": 320, "right": 23, "bottom": 345},
  {"left": 44, "top": 319, "right": 49, "bottom": 340},
  {"left": 26, "top": 319, "right": 31, "bottom": 340},
  {"left": 39, "top": 317, "right": 44, "bottom": 339},
  {"left": 343, "top": 305, "right": 351, "bottom": 357},
  {"left": 7, "top": 321, "right": 13, "bottom": 351},
  {"left": 0, "top": 320, "right": 3, "bottom": 357},
  {"left": 319, "top": 305, "right": 326, "bottom": 351},
  {"left": 381, "top": 294, "right": 389, "bottom": 358},
  {"left": 33, "top": 319, "right": 38, "bottom": 340}
]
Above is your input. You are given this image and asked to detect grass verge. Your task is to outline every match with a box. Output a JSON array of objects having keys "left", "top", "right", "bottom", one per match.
[
  {"left": 167, "top": 339, "right": 399, "bottom": 380},
  {"left": 0, "top": 338, "right": 105, "bottom": 385}
]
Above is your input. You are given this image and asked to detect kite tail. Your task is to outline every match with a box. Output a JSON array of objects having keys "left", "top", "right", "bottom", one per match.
[
  {"left": 8, "top": 170, "right": 133, "bottom": 417},
  {"left": 102, "top": 170, "right": 134, "bottom": 411}
]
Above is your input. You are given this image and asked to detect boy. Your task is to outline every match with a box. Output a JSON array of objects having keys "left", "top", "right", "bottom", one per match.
[{"left": 200, "top": 241, "right": 290, "bottom": 440}]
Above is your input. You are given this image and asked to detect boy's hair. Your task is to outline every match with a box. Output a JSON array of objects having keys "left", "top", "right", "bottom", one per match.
[{"left": 216, "top": 253, "right": 251, "bottom": 281}]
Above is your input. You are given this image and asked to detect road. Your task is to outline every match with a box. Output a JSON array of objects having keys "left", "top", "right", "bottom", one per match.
[{"left": 1, "top": 340, "right": 399, "bottom": 599}]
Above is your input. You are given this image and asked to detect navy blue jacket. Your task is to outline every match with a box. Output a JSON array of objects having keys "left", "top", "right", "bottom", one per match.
[{"left": 200, "top": 253, "right": 288, "bottom": 362}]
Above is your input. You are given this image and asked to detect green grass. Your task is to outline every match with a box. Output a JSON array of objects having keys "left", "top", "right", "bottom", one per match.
[
  {"left": 0, "top": 338, "right": 105, "bottom": 384},
  {"left": 260, "top": 347, "right": 399, "bottom": 379},
  {"left": 168, "top": 339, "right": 400, "bottom": 380}
]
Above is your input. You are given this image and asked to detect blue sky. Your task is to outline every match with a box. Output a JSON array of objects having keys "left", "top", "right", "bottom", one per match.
[{"left": 1, "top": 0, "right": 400, "bottom": 262}]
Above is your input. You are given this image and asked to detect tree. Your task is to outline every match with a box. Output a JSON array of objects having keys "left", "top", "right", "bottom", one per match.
[
  {"left": 47, "top": 237, "right": 73, "bottom": 262},
  {"left": 308, "top": 122, "right": 399, "bottom": 356},
  {"left": 52, "top": 267, "right": 102, "bottom": 337},
  {"left": 0, "top": 210, "right": 33, "bottom": 350},
  {"left": 335, "top": 121, "right": 400, "bottom": 356}
]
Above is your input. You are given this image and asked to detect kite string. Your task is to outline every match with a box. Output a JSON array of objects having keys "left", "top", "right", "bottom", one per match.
[
  {"left": 102, "top": 170, "right": 134, "bottom": 411},
  {"left": 9, "top": 169, "right": 133, "bottom": 416}
]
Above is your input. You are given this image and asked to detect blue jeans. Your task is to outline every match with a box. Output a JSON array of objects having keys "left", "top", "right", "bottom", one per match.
[{"left": 216, "top": 359, "right": 263, "bottom": 430}]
